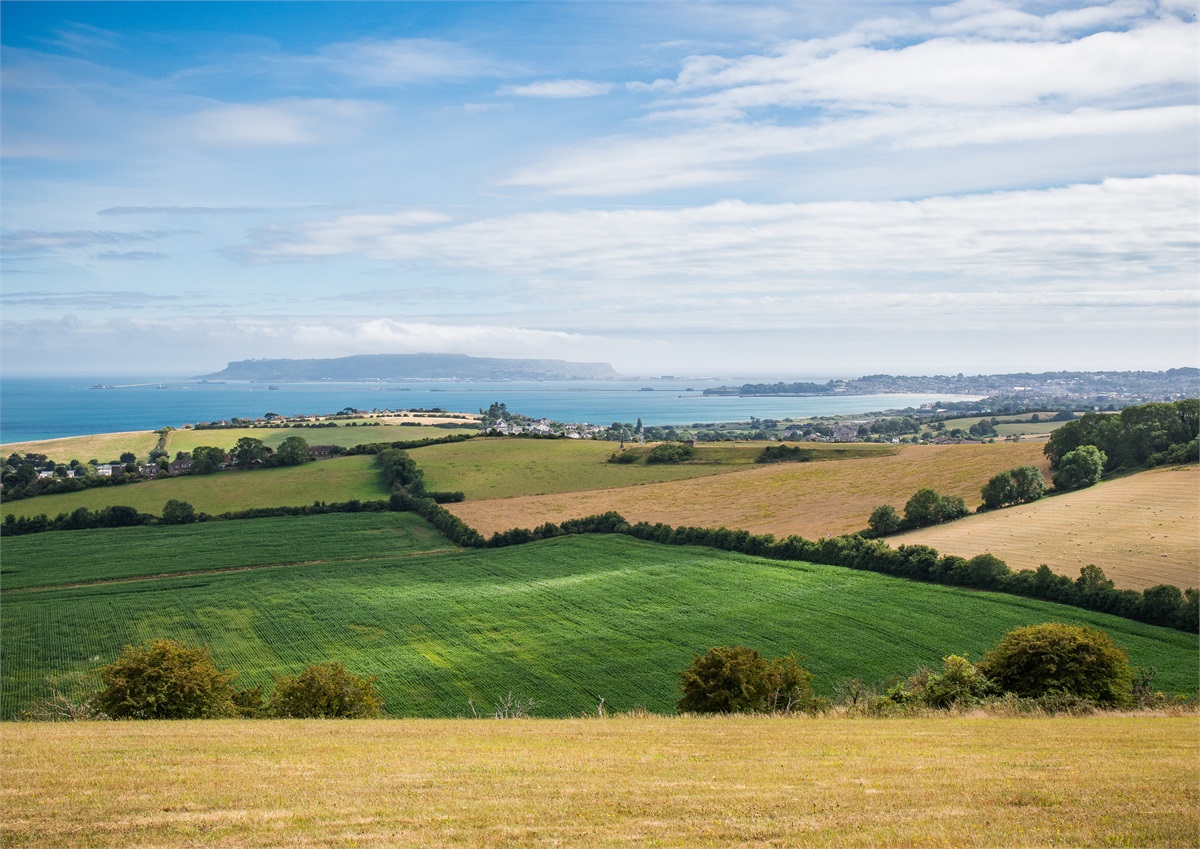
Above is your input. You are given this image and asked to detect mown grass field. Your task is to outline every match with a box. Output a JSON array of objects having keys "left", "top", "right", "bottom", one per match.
[
  {"left": 3, "top": 519, "right": 1194, "bottom": 719},
  {"left": 164, "top": 421, "right": 476, "bottom": 454},
  {"left": 3, "top": 715, "right": 1195, "bottom": 848},
  {"left": 1, "top": 431, "right": 160, "bottom": 464},
  {"left": 895, "top": 465, "right": 1200, "bottom": 591},
  {"left": 414, "top": 438, "right": 898, "bottom": 500},
  {"left": 0, "top": 455, "right": 388, "bottom": 520},
  {"left": 0, "top": 421, "right": 476, "bottom": 464},
  {"left": 447, "top": 441, "right": 1051, "bottom": 538}
]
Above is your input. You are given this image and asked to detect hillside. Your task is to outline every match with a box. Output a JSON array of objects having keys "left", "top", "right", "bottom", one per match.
[
  {"left": 445, "top": 441, "right": 1050, "bottom": 538},
  {"left": 3, "top": 517, "right": 1194, "bottom": 719},
  {"left": 893, "top": 465, "right": 1199, "bottom": 591},
  {"left": 197, "top": 353, "right": 620, "bottom": 381},
  {"left": 0, "top": 455, "right": 389, "bottom": 519}
]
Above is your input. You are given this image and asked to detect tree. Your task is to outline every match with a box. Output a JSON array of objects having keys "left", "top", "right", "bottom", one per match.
[
  {"left": 190, "top": 445, "right": 226, "bottom": 474},
  {"left": 979, "top": 623, "right": 1132, "bottom": 706},
  {"left": 269, "top": 662, "right": 384, "bottom": 718},
  {"left": 981, "top": 466, "right": 1046, "bottom": 509},
  {"left": 677, "top": 646, "right": 818, "bottom": 714},
  {"left": 119, "top": 451, "right": 137, "bottom": 464},
  {"left": 274, "top": 435, "right": 311, "bottom": 466},
  {"left": 1052, "top": 445, "right": 1105, "bottom": 491},
  {"left": 95, "top": 639, "right": 236, "bottom": 719},
  {"left": 678, "top": 646, "right": 770, "bottom": 713},
  {"left": 868, "top": 504, "right": 902, "bottom": 536},
  {"left": 232, "top": 437, "right": 269, "bottom": 467},
  {"left": 160, "top": 499, "right": 197, "bottom": 525},
  {"left": 903, "top": 488, "right": 968, "bottom": 529}
]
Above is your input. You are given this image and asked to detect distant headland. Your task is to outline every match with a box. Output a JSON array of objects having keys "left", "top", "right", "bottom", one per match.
[{"left": 196, "top": 353, "right": 621, "bottom": 382}]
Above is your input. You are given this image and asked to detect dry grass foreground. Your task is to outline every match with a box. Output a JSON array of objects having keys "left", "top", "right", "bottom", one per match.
[
  {"left": 448, "top": 441, "right": 1050, "bottom": 540},
  {"left": 3, "top": 715, "right": 1195, "bottom": 848},
  {"left": 896, "top": 465, "right": 1200, "bottom": 591}
]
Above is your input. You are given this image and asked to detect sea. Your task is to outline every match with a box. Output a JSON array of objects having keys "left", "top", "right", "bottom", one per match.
[{"left": 0, "top": 376, "right": 981, "bottom": 445}]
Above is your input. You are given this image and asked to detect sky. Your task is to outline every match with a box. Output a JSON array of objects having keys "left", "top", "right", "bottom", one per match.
[{"left": 2, "top": 0, "right": 1197, "bottom": 378}]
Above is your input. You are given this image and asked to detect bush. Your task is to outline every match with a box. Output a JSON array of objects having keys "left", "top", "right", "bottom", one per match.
[
  {"left": 269, "top": 662, "right": 384, "bottom": 718},
  {"left": 979, "top": 623, "right": 1133, "bottom": 706},
  {"left": 885, "top": 654, "right": 996, "bottom": 709},
  {"left": 677, "top": 646, "right": 819, "bottom": 714},
  {"left": 646, "top": 442, "right": 695, "bottom": 464},
  {"left": 95, "top": 639, "right": 236, "bottom": 719}
]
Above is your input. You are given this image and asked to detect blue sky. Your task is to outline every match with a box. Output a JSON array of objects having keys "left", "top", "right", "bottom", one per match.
[{"left": 2, "top": 0, "right": 1197, "bottom": 377}]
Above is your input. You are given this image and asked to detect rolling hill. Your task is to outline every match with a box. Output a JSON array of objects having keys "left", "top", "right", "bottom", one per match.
[
  {"left": 3, "top": 514, "right": 1194, "bottom": 719},
  {"left": 893, "top": 465, "right": 1199, "bottom": 591}
]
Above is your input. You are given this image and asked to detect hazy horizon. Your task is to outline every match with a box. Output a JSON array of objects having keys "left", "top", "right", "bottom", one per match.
[{"left": 3, "top": 1, "right": 1197, "bottom": 377}]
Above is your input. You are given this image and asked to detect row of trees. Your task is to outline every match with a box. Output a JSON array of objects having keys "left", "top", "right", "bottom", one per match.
[
  {"left": 679, "top": 623, "right": 1142, "bottom": 716},
  {"left": 867, "top": 488, "right": 969, "bottom": 535},
  {"left": 2, "top": 497, "right": 393, "bottom": 537},
  {"left": 1044, "top": 399, "right": 1198, "bottom": 472}
]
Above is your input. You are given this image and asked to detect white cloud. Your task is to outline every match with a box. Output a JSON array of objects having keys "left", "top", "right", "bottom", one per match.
[
  {"left": 311, "top": 38, "right": 512, "bottom": 86},
  {"left": 237, "top": 176, "right": 1199, "bottom": 295},
  {"left": 170, "top": 99, "right": 385, "bottom": 147},
  {"left": 501, "top": 5, "right": 1198, "bottom": 196},
  {"left": 500, "top": 79, "right": 615, "bottom": 98}
]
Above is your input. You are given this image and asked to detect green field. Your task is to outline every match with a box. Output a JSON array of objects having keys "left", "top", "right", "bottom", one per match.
[
  {"left": 0, "top": 422, "right": 476, "bottom": 465},
  {"left": 416, "top": 437, "right": 898, "bottom": 500},
  {"left": 3, "top": 517, "right": 1194, "bottom": 719},
  {"left": 0, "top": 512, "right": 451, "bottom": 590},
  {"left": 0, "top": 455, "right": 389, "bottom": 520},
  {"left": 164, "top": 422, "right": 477, "bottom": 454}
]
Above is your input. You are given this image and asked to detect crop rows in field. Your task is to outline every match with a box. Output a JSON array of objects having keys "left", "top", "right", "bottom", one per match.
[
  {"left": 415, "top": 437, "right": 899, "bottom": 501},
  {"left": 0, "top": 455, "right": 389, "bottom": 521},
  {"left": 895, "top": 465, "right": 1200, "bottom": 591},
  {"left": 3, "top": 529, "right": 1194, "bottom": 719},
  {"left": 447, "top": 441, "right": 1051, "bottom": 538},
  {"left": 0, "top": 512, "right": 453, "bottom": 590}
]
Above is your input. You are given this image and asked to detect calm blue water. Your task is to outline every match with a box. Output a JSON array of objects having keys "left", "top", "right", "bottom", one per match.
[{"left": 0, "top": 376, "right": 979, "bottom": 445}]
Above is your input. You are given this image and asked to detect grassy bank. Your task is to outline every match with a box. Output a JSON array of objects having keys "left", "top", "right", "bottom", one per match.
[{"left": 3, "top": 715, "right": 1195, "bottom": 848}]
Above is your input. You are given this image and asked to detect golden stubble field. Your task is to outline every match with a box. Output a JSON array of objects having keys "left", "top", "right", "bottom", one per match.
[
  {"left": 447, "top": 442, "right": 1051, "bottom": 540},
  {"left": 3, "top": 715, "right": 1195, "bottom": 848},
  {"left": 895, "top": 465, "right": 1200, "bottom": 590}
]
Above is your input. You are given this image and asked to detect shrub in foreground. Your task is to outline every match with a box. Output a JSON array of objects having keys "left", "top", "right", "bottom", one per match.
[
  {"left": 95, "top": 639, "right": 236, "bottom": 719},
  {"left": 979, "top": 623, "right": 1132, "bottom": 706},
  {"left": 677, "top": 646, "right": 821, "bottom": 714},
  {"left": 269, "top": 662, "right": 384, "bottom": 718}
]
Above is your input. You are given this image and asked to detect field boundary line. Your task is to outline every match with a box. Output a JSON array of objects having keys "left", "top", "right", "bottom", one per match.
[{"left": 3, "top": 547, "right": 463, "bottom": 593}]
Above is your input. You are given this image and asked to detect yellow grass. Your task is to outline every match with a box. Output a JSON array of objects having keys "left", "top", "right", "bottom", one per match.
[
  {"left": 2, "top": 715, "right": 1195, "bottom": 848},
  {"left": 448, "top": 442, "right": 1050, "bottom": 539},
  {"left": 1, "top": 432, "right": 160, "bottom": 464},
  {"left": 894, "top": 465, "right": 1200, "bottom": 590}
]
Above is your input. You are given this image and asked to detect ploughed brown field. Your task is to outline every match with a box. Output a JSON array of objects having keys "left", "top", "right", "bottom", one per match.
[
  {"left": 895, "top": 465, "right": 1200, "bottom": 591},
  {"left": 447, "top": 442, "right": 1051, "bottom": 539}
]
